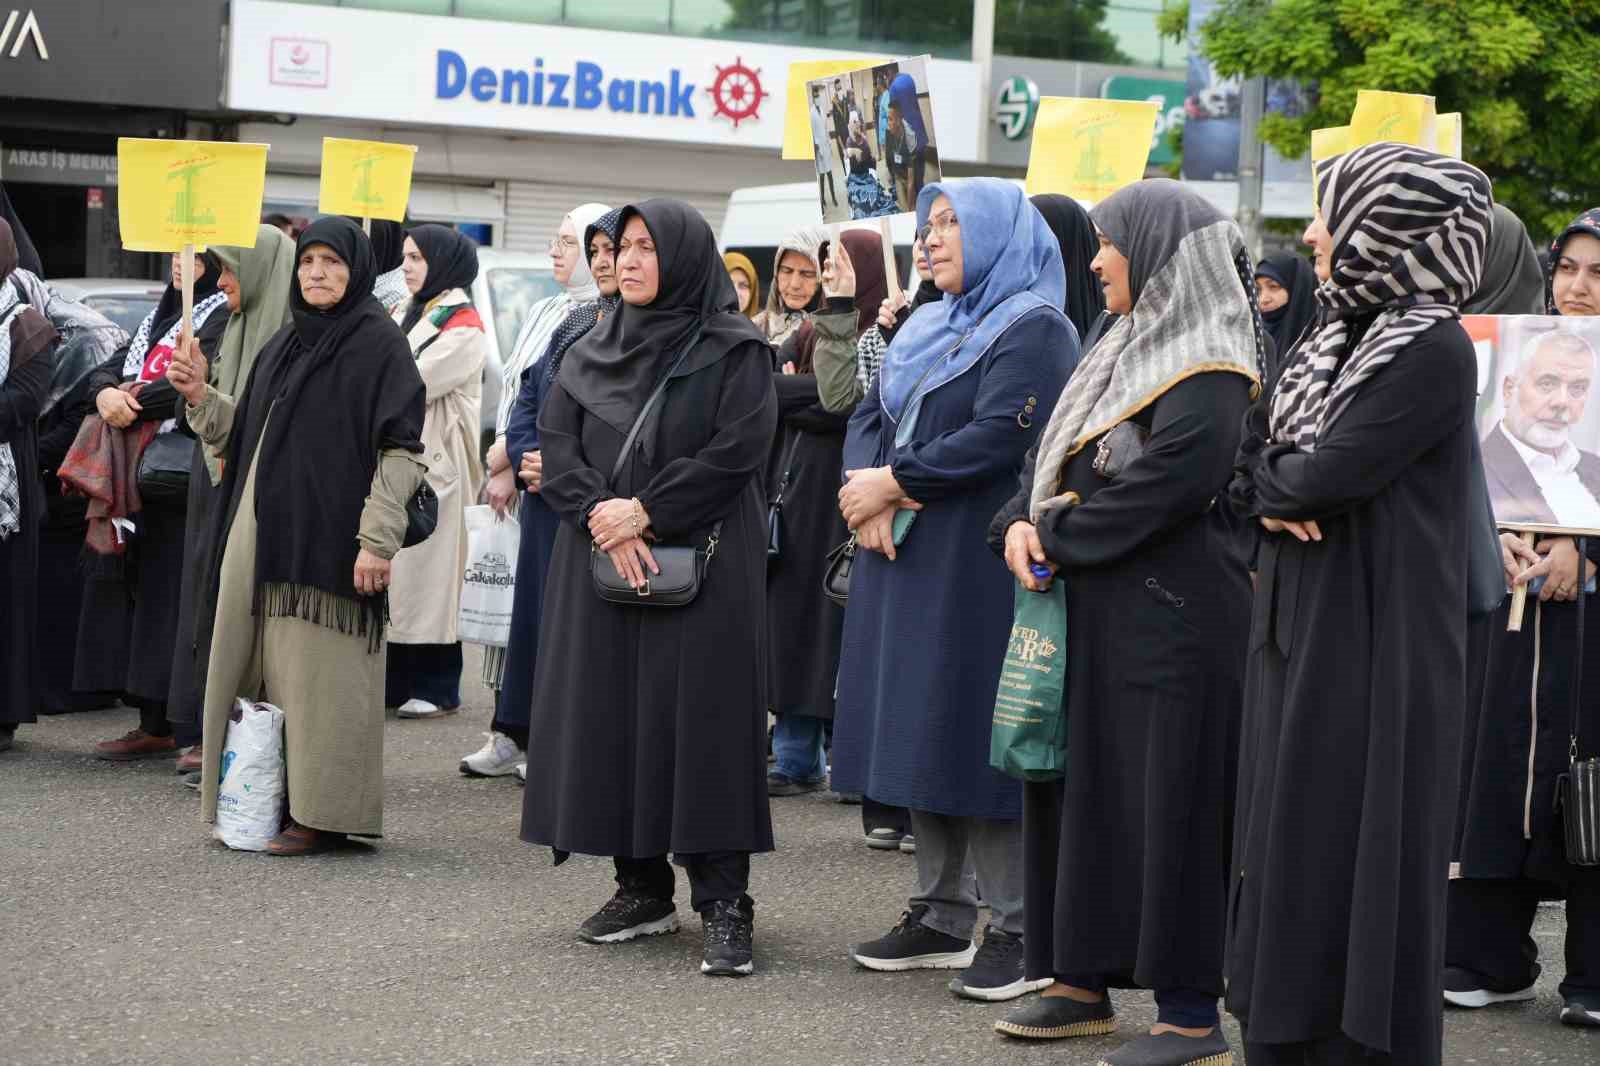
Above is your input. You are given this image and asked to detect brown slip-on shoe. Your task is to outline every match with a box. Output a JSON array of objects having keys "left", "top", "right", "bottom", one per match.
[
  {"left": 174, "top": 745, "right": 203, "bottom": 773},
  {"left": 266, "top": 823, "right": 344, "bottom": 856},
  {"left": 95, "top": 729, "right": 178, "bottom": 762}
]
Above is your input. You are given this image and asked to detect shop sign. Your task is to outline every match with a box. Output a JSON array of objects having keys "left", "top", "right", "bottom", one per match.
[
  {"left": 0, "top": 10, "right": 46, "bottom": 60},
  {"left": 994, "top": 76, "right": 1040, "bottom": 142},
  {"left": 1, "top": 144, "right": 118, "bottom": 186},
  {"left": 1100, "top": 75, "right": 1186, "bottom": 167}
]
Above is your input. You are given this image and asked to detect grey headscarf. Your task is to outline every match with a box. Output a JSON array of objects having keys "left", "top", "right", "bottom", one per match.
[
  {"left": 1028, "top": 179, "right": 1264, "bottom": 521},
  {"left": 1461, "top": 203, "right": 1544, "bottom": 316}
]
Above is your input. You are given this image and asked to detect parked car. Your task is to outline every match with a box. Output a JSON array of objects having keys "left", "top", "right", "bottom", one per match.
[
  {"left": 47, "top": 279, "right": 166, "bottom": 336},
  {"left": 470, "top": 247, "right": 559, "bottom": 453}
]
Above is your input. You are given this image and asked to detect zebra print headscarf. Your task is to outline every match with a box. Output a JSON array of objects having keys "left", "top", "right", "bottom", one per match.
[{"left": 1268, "top": 142, "right": 1492, "bottom": 450}]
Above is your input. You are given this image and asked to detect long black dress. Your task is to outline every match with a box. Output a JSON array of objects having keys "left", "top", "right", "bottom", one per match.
[
  {"left": 521, "top": 341, "right": 778, "bottom": 859},
  {"left": 765, "top": 363, "right": 850, "bottom": 722},
  {"left": 0, "top": 338, "right": 54, "bottom": 727},
  {"left": 988, "top": 371, "right": 1252, "bottom": 994},
  {"left": 1226, "top": 319, "right": 1475, "bottom": 1065}
]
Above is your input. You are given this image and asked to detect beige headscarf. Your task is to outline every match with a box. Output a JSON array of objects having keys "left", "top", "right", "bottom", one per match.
[{"left": 754, "top": 225, "right": 826, "bottom": 347}]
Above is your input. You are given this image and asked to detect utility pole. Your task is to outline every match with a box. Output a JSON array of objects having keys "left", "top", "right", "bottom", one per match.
[
  {"left": 1236, "top": 75, "right": 1266, "bottom": 260},
  {"left": 972, "top": 0, "right": 996, "bottom": 164}
]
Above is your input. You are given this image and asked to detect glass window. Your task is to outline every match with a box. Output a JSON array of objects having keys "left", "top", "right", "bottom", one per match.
[
  {"left": 485, "top": 268, "right": 562, "bottom": 362},
  {"left": 455, "top": 1, "right": 563, "bottom": 20},
  {"left": 82, "top": 294, "right": 161, "bottom": 335},
  {"left": 995, "top": 0, "right": 1179, "bottom": 70}
]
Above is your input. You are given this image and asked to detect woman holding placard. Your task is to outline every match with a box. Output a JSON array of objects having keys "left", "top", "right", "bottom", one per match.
[
  {"left": 832, "top": 179, "right": 1074, "bottom": 1003},
  {"left": 170, "top": 216, "right": 426, "bottom": 855},
  {"left": 1448, "top": 206, "right": 1600, "bottom": 1031},
  {"left": 988, "top": 180, "right": 1258, "bottom": 1064},
  {"left": 80, "top": 248, "right": 229, "bottom": 764},
  {"left": 384, "top": 224, "right": 485, "bottom": 720},
  {"left": 1227, "top": 143, "right": 1491, "bottom": 1065}
]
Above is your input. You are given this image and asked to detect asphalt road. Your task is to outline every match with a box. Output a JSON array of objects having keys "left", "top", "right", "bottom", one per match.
[{"left": 1, "top": 649, "right": 1594, "bottom": 1065}]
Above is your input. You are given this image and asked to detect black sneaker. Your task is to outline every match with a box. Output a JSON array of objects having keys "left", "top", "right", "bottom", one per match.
[
  {"left": 1097, "top": 1028, "right": 1232, "bottom": 1066},
  {"left": 850, "top": 904, "right": 975, "bottom": 971},
  {"left": 700, "top": 897, "right": 755, "bottom": 977},
  {"left": 767, "top": 771, "right": 825, "bottom": 797},
  {"left": 1562, "top": 994, "right": 1600, "bottom": 1027},
  {"left": 577, "top": 887, "right": 679, "bottom": 944},
  {"left": 995, "top": 992, "right": 1117, "bottom": 1039},
  {"left": 949, "top": 927, "right": 1048, "bottom": 1001},
  {"left": 1442, "top": 964, "right": 1537, "bottom": 1008}
]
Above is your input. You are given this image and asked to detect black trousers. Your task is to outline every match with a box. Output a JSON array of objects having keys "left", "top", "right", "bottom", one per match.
[
  {"left": 1447, "top": 874, "right": 1600, "bottom": 1000},
  {"left": 1243, "top": 1034, "right": 1391, "bottom": 1064},
  {"left": 862, "top": 796, "right": 910, "bottom": 835},
  {"left": 384, "top": 642, "right": 463, "bottom": 708},
  {"left": 614, "top": 852, "right": 750, "bottom": 913}
]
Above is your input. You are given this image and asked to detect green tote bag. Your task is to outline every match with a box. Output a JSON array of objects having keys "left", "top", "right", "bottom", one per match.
[{"left": 989, "top": 580, "right": 1068, "bottom": 782}]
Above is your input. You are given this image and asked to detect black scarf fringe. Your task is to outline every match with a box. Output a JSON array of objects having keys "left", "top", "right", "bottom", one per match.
[{"left": 253, "top": 581, "right": 385, "bottom": 654}]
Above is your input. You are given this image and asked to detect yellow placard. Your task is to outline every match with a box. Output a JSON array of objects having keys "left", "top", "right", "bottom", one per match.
[
  {"left": 1348, "top": 89, "right": 1437, "bottom": 151},
  {"left": 1310, "top": 125, "right": 1352, "bottom": 164},
  {"left": 1023, "top": 97, "right": 1158, "bottom": 203},
  {"left": 1436, "top": 112, "right": 1462, "bottom": 158},
  {"left": 782, "top": 57, "right": 888, "bottom": 160},
  {"left": 116, "top": 138, "right": 268, "bottom": 252},
  {"left": 318, "top": 137, "right": 418, "bottom": 221}
]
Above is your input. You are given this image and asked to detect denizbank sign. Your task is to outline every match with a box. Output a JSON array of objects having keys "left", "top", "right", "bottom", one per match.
[{"left": 228, "top": 0, "right": 981, "bottom": 158}]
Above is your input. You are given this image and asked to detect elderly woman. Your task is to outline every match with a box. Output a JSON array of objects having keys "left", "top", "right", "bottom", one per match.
[
  {"left": 752, "top": 226, "right": 825, "bottom": 347},
  {"left": 1228, "top": 144, "right": 1492, "bottom": 1064},
  {"left": 385, "top": 225, "right": 485, "bottom": 720},
  {"left": 520, "top": 199, "right": 776, "bottom": 979},
  {"left": 0, "top": 219, "right": 59, "bottom": 753},
  {"left": 831, "top": 179, "right": 1075, "bottom": 1003},
  {"left": 988, "top": 180, "right": 1261, "bottom": 1066},
  {"left": 169, "top": 217, "right": 426, "bottom": 856}
]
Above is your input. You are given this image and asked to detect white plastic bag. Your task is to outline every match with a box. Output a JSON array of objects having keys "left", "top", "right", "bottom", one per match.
[
  {"left": 458, "top": 504, "right": 519, "bottom": 647},
  {"left": 213, "top": 698, "right": 287, "bottom": 852}
]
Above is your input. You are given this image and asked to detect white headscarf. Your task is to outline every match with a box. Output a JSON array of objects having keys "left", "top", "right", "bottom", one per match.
[
  {"left": 755, "top": 225, "right": 827, "bottom": 348},
  {"left": 497, "top": 201, "right": 611, "bottom": 434}
]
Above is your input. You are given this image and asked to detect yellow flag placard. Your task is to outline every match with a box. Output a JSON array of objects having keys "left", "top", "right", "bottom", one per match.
[
  {"left": 1436, "top": 112, "right": 1462, "bottom": 158},
  {"left": 782, "top": 57, "right": 888, "bottom": 160},
  {"left": 117, "top": 139, "right": 269, "bottom": 253},
  {"left": 318, "top": 137, "right": 418, "bottom": 221},
  {"left": 1024, "top": 97, "right": 1158, "bottom": 203},
  {"left": 1348, "top": 89, "right": 1437, "bottom": 151},
  {"left": 1310, "top": 125, "right": 1352, "bottom": 164}
]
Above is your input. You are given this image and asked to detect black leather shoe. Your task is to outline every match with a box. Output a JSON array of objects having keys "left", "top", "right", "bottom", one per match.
[{"left": 995, "top": 991, "right": 1116, "bottom": 1039}]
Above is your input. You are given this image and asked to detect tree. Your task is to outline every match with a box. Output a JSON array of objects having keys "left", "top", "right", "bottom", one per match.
[{"left": 1160, "top": 0, "right": 1600, "bottom": 239}]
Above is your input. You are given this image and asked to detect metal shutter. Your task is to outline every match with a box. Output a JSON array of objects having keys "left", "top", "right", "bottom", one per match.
[{"left": 502, "top": 180, "right": 729, "bottom": 251}]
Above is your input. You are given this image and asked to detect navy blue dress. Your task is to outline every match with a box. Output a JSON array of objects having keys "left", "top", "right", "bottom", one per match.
[
  {"left": 495, "top": 361, "right": 563, "bottom": 736},
  {"left": 829, "top": 311, "right": 1074, "bottom": 820}
]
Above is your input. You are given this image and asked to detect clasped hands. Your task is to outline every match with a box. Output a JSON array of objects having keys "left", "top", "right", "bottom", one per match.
[
  {"left": 589, "top": 497, "right": 658, "bottom": 590},
  {"left": 1500, "top": 533, "right": 1594, "bottom": 603},
  {"left": 838, "top": 466, "right": 922, "bottom": 561}
]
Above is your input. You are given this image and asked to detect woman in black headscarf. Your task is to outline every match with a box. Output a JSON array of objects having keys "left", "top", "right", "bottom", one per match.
[
  {"left": 79, "top": 248, "right": 229, "bottom": 762},
  {"left": 169, "top": 216, "right": 426, "bottom": 855},
  {"left": 0, "top": 218, "right": 59, "bottom": 753},
  {"left": 1253, "top": 252, "right": 1318, "bottom": 377},
  {"left": 1029, "top": 193, "right": 1106, "bottom": 345},
  {"left": 367, "top": 218, "right": 411, "bottom": 316},
  {"left": 520, "top": 199, "right": 777, "bottom": 978}
]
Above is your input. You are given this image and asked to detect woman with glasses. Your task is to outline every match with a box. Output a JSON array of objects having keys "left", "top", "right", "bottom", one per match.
[{"left": 831, "top": 179, "right": 1075, "bottom": 1003}]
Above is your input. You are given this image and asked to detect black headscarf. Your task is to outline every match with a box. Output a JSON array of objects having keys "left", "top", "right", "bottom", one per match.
[
  {"left": 400, "top": 224, "right": 480, "bottom": 332},
  {"left": 207, "top": 216, "right": 424, "bottom": 646},
  {"left": 1030, "top": 194, "right": 1106, "bottom": 344},
  {"left": 1461, "top": 204, "right": 1543, "bottom": 316},
  {"left": 559, "top": 199, "right": 767, "bottom": 438},
  {"left": 1254, "top": 252, "right": 1318, "bottom": 357},
  {"left": 1545, "top": 207, "right": 1600, "bottom": 315},
  {"left": 0, "top": 182, "right": 42, "bottom": 276},
  {"left": 364, "top": 219, "right": 407, "bottom": 276}
]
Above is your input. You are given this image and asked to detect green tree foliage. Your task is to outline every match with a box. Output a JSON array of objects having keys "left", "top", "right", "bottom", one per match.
[
  {"left": 995, "top": 1, "right": 1130, "bottom": 64},
  {"left": 1160, "top": 0, "right": 1600, "bottom": 238}
]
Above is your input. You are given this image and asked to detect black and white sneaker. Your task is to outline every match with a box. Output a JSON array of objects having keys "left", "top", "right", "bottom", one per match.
[
  {"left": 1442, "top": 965, "right": 1537, "bottom": 1008},
  {"left": 850, "top": 904, "right": 976, "bottom": 971},
  {"left": 1562, "top": 996, "right": 1600, "bottom": 1027},
  {"left": 577, "top": 888, "right": 679, "bottom": 944},
  {"left": 700, "top": 897, "right": 755, "bottom": 977},
  {"left": 949, "top": 927, "right": 1049, "bottom": 1001},
  {"left": 865, "top": 827, "right": 905, "bottom": 850}
]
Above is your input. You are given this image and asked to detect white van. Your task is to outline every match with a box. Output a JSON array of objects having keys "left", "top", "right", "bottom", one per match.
[
  {"left": 719, "top": 182, "right": 923, "bottom": 296},
  {"left": 472, "top": 247, "right": 559, "bottom": 451}
]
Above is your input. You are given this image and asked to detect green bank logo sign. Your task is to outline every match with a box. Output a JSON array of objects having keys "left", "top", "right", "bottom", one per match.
[{"left": 995, "top": 76, "right": 1039, "bottom": 142}]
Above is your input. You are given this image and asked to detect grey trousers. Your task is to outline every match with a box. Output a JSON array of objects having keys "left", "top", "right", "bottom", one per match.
[{"left": 909, "top": 809, "right": 1025, "bottom": 939}]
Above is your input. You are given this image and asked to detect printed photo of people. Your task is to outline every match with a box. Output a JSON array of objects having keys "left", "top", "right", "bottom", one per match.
[
  {"left": 807, "top": 56, "right": 942, "bottom": 224},
  {"left": 1468, "top": 315, "right": 1600, "bottom": 531}
]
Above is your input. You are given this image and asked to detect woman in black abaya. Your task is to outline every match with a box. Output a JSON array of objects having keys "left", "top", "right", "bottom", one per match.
[
  {"left": 521, "top": 199, "right": 777, "bottom": 979},
  {"left": 1253, "top": 253, "right": 1317, "bottom": 377},
  {"left": 1227, "top": 142, "right": 1493, "bottom": 1065}
]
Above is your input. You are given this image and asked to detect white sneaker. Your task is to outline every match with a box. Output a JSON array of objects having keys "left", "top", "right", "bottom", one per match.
[
  {"left": 459, "top": 732, "right": 523, "bottom": 777},
  {"left": 516, "top": 761, "right": 527, "bottom": 783},
  {"left": 397, "top": 698, "right": 457, "bottom": 720}
]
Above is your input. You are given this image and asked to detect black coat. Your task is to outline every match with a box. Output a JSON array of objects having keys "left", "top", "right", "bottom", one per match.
[
  {"left": 0, "top": 341, "right": 54, "bottom": 724},
  {"left": 1225, "top": 319, "right": 1475, "bottom": 1065},
  {"left": 988, "top": 371, "right": 1252, "bottom": 994},
  {"left": 765, "top": 370, "right": 850, "bottom": 720},
  {"left": 520, "top": 341, "right": 778, "bottom": 858}
]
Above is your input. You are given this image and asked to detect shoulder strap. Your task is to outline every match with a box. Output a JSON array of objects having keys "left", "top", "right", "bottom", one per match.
[{"left": 608, "top": 323, "right": 704, "bottom": 487}]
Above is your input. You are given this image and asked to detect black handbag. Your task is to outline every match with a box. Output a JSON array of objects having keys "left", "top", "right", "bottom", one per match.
[
  {"left": 1557, "top": 540, "right": 1600, "bottom": 866},
  {"left": 823, "top": 534, "right": 855, "bottom": 607},
  {"left": 136, "top": 431, "right": 195, "bottom": 503},
  {"left": 402, "top": 480, "right": 439, "bottom": 548},
  {"left": 590, "top": 327, "right": 716, "bottom": 608},
  {"left": 1092, "top": 421, "right": 1149, "bottom": 479},
  {"left": 767, "top": 435, "right": 802, "bottom": 562}
]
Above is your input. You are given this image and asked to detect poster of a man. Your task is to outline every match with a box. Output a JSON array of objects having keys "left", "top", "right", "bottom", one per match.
[
  {"left": 807, "top": 56, "right": 941, "bottom": 224},
  {"left": 1473, "top": 317, "right": 1600, "bottom": 531}
]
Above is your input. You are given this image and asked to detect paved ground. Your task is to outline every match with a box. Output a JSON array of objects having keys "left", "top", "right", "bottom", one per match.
[{"left": 2, "top": 650, "right": 1595, "bottom": 1065}]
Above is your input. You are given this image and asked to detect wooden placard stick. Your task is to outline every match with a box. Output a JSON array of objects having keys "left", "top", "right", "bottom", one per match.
[
  {"left": 362, "top": 216, "right": 372, "bottom": 236},
  {"left": 179, "top": 242, "right": 195, "bottom": 348},
  {"left": 1507, "top": 530, "right": 1537, "bottom": 632},
  {"left": 878, "top": 216, "right": 901, "bottom": 301}
]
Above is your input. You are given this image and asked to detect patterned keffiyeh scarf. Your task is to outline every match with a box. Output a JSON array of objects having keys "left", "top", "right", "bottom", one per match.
[
  {"left": 1269, "top": 142, "right": 1492, "bottom": 451},
  {"left": 122, "top": 291, "right": 229, "bottom": 382}
]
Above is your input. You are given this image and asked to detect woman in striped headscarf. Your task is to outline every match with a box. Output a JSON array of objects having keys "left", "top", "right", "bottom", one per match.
[{"left": 1226, "top": 142, "right": 1493, "bottom": 1066}]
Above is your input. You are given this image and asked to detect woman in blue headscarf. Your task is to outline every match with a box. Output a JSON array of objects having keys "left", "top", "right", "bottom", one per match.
[
  {"left": 888, "top": 72, "right": 931, "bottom": 205},
  {"left": 830, "top": 178, "right": 1077, "bottom": 1003}
]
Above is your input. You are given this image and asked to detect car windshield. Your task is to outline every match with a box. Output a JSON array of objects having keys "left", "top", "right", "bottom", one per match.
[
  {"left": 82, "top": 294, "right": 160, "bottom": 336},
  {"left": 486, "top": 268, "right": 562, "bottom": 361}
]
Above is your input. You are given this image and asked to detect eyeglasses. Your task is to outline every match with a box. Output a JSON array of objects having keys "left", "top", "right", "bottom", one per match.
[
  {"left": 918, "top": 210, "right": 959, "bottom": 246},
  {"left": 548, "top": 236, "right": 580, "bottom": 253}
]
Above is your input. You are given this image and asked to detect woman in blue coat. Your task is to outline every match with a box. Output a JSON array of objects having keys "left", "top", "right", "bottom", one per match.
[{"left": 830, "top": 178, "right": 1077, "bottom": 1002}]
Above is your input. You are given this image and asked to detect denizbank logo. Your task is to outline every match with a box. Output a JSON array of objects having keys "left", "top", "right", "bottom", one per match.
[{"left": 435, "top": 51, "right": 769, "bottom": 128}]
